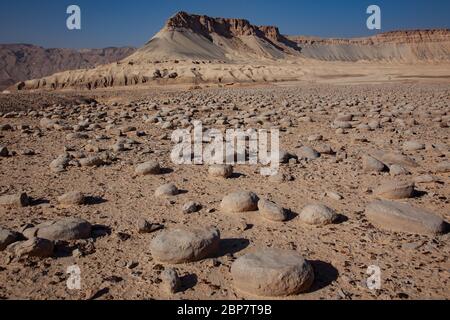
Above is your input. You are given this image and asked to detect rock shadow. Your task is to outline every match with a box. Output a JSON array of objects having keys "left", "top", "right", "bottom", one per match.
[
  {"left": 87, "top": 287, "right": 110, "bottom": 300},
  {"left": 180, "top": 273, "right": 198, "bottom": 292},
  {"left": 176, "top": 189, "right": 189, "bottom": 196},
  {"left": 412, "top": 189, "right": 428, "bottom": 198},
  {"left": 443, "top": 221, "right": 450, "bottom": 234},
  {"left": 91, "top": 224, "right": 112, "bottom": 239},
  {"left": 159, "top": 168, "right": 174, "bottom": 175},
  {"left": 53, "top": 241, "right": 77, "bottom": 258},
  {"left": 334, "top": 214, "right": 349, "bottom": 224},
  {"left": 217, "top": 238, "right": 250, "bottom": 257},
  {"left": 29, "top": 198, "right": 50, "bottom": 206},
  {"left": 284, "top": 209, "right": 298, "bottom": 222},
  {"left": 230, "top": 172, "right": 246, "bottom": 179},
  {"left": 85, "top": 196, "right": 107, "bottom": 205},
  {"left": 308, "top": 260, "right": 339, "bottom": 293}
]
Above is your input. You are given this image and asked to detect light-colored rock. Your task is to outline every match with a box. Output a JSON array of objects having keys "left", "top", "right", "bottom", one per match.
[
  {"left": 362, "top": 155, "right": 386, "bottom": 172},
  {"left": 327, "top": 191, "right": 343, "bottom": 201},
  {"left": 307, "top": 134, "right": 323, "bottom": 142},
  {"left": 150, "top": 227, "right": 220, "bottom": 264},
  {"left": 374, "top": 180, "right": 415, "bottom": 199},
  {"left": 66, "top": 132, "right": 89, "bottom": 140},
  {"left": 208, "top": 164, "right": 233, "bottom": 178},
  {"left": 221, "top": 192, "right": 259, "bottom": 213},
  {"left": 370, "top": 150, "right": 418, "bottom": 168},
  {"left": 58, "top": 191, "right": 85, "bottom": 206},
  {"left": 297, "top": 146, "right": 320, "bottom": 160},
  {"left": 231, "top": 248, "right": 314, "bottom": 297},
  {"left": 20, "top": 149, "right": 35, "bottom": 156},
  {"left": 268, "top": 172, "right": 293, "bottom": 183},
  {"left": 155, "top": 183, "right": 179, "bottom": 197},
  {"left": 258, "top": 199, "right": 288, "bottom": 222},
  {"left": 79, "top": 156, "right": 104, "bottom": 167},
  {"left": 335, "top": 114, "right": 353, "bottom": 122},
  {"left": 135, "top": 161, "right": 161, "bottom": 175},
  {"left": 137, "top": 219, "right": 164, "bottom": 234},
  {"left": 368, "top": 120, "right": 380, "bottom": 130},
  {"left": 7, "top": 238, "right": 54, "bottom": 258},
  {"left": 365, "top": 200, "right": 446, "bottom": 236},
  {"left": 40, "top": 118, "right": 59, "bottom": 130},
  {"left": 182, "top": 201, "right": 201, "bottom": 214},
  {"left": 50, "top": 153, "right": 71, "bottom": 172},
  {"left": 403, "top": 141, "right": 425, "bottom": 152},
  {"left": 414, "top": 175, "right": 440, "bottom": 184},
  {"left": 315, "top": 144, "right": 334, "bottom": 155},
  {"left": 299, "top": 204, "right": 338, "bottom": 226},
  {"left": 333, "top": 121, "right": 353, "bottom": 129},
  {"left": 111, "top": 143, "right": 126, "bottom": 153},
  {"left": 119, "top": 125, "right": 136, "bottom": 133},
  {"left": 389, "top": 164, "right": 410, "bottom": 176},
  {"left": 436, "top": 161, "right": 450, "bottom": 173},
  {"left": 161, "top": 268, "right": 181, "bottom": 294},
  {"left": 357, "top": 123, "right": 371, "bottom": 130},
  {"left": 23, "top": 218, "right": 92, "bottom": 241},
  {"left": 279, "top": 150, "right": 297, "bottom": 164}
]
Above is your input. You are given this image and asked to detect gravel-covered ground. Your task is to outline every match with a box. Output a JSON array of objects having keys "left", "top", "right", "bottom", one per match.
[{"left": 0, "top": 82, "right": 449, "bottom": 300}]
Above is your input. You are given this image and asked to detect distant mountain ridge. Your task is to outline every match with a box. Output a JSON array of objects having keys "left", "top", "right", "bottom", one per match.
[
  {"left": 0, "top": 44, "right": 136, "bottom": 89},
  {"left": 287, "top": 29, "right": 450, "bottom": 62},
  {"left": 289, "top": 29, "right": 450, "bottom": 45},
  {"left": 126, "top": 12, "right": 450, "bottom": 62}
]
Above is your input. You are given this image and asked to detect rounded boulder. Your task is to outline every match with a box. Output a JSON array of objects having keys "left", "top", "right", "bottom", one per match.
[{"left": 231, "top": 248, "right": 314, "bottom": 297}]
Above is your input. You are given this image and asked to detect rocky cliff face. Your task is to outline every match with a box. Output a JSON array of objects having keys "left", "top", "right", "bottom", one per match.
[
  {"left": 289, "top": 29, "right": 450, "bottom": 45},
  {"left": 165, "top": 11, "right": 283, "bottom": 41},
  {"left": 287, "top": 29, "right": 450, "bottom": 62},
  {"left": 130, "top": 11, "right": 301, "bottom": 62},
  {"left": 0, "top": 44, "right": 136, "bottom": 90}
]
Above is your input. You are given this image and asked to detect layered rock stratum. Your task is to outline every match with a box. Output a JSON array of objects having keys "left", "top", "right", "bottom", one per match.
[
  {"left": 289, "top": 29, "right": 450, "bottom": 62},
  {"left": 7, "top": 12, "right": 450, "bottom": 91}
]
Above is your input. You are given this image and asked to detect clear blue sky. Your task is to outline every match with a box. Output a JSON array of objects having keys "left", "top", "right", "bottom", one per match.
[{"left": 0, "top": 0, "right": 449, "bottom": 48}]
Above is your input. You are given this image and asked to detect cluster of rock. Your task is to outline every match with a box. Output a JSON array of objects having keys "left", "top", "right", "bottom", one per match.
[
  {"left": 0, "top": 84, "right": 448, "bottom": 299},
  {"left": 0, "top": 191, "right": 89, "bottom": 208},
  {"left": 220, "top": 191, "right": 338, "bottom": 226},
  {"left": 149, "top": 225, "right": 315, "bottom": 297},
  {"left": 1, "top": 218, "right": 92, "bottom": 258},
  {"left": 0, "top": 189, "right": 95, "bottom": 258}
]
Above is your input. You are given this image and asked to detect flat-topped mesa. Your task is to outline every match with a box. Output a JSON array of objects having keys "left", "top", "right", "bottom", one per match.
[
  {"left": 290, "top": 28, "right": 450, "bottom": 45},
  {"left": 165, "top": 11, "right": 283, "bottom": 41}
]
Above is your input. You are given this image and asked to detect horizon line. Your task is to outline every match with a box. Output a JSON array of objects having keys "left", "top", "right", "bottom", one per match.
[{"left": 1, "top": 27, "right": 449, "bottom": 50}]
